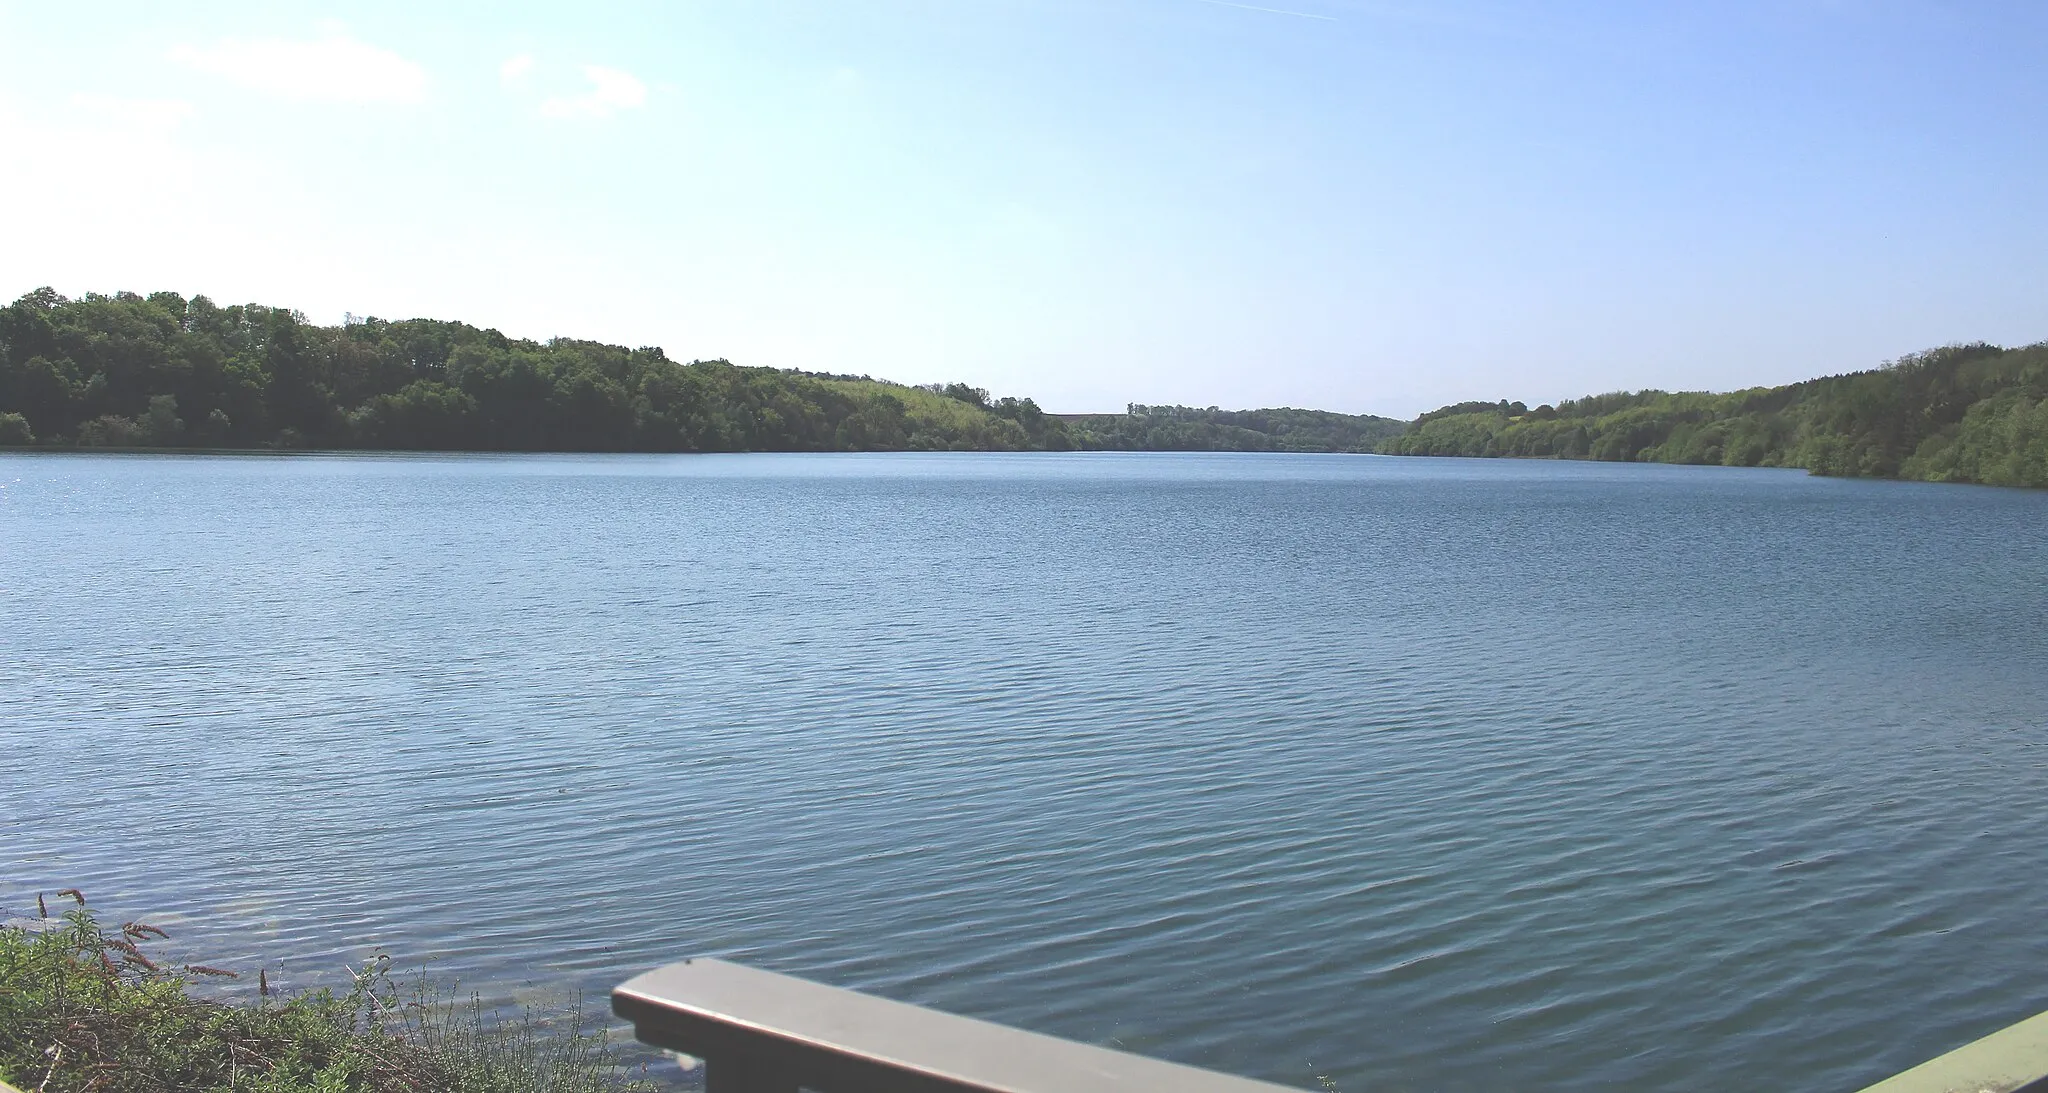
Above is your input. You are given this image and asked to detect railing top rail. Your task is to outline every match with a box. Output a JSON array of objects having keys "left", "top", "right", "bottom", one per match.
[
  {"left": 613, "top": 958, "right": 1301, "bottom": 1093},
  {"left": 1856, "top": 1009, "right": 2048, "bottom": 1093}
]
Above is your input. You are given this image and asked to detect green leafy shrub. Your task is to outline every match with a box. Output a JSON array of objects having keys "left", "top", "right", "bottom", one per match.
[{"left": 0, "top": 891, "right": 654, "bottom": 1093}]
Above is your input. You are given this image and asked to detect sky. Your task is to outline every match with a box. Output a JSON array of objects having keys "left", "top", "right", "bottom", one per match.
[{"left": 1, "top": 0, "right": 2043, "bottom": 417}]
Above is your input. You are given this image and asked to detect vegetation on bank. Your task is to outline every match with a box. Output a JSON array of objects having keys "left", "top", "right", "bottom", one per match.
[
  {"left": 2, "top": 287, "right": 2043, "bottom": 485},
  {"left": 1379, "top": 342, "right": 2048, "bottom": 488},
  {"left": 0, "top": 287, "right": 1395, "bottom": 455},
  {"left": 0, "top": 892, "right": 651, "bottom": 1093},
  {"left": 1060, "top": 404, "right": 1403, "bottom": 452},
  {"left": 0, "top": 288, "right": 1073, "bottom": 453}
]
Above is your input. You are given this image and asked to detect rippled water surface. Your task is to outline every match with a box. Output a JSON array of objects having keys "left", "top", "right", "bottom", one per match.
[{"left": 4, "top": 452, "right": 2046, "bottom": 1091}]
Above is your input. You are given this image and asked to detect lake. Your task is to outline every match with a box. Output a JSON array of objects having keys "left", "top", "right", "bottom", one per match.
[{"left": 3, "top": 451, "right": 2045, "bottom": 1091}]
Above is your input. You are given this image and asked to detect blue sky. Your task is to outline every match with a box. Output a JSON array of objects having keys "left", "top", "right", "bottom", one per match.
[{"left": 1, "top": 0, "right": 2042, "bottom": 416}]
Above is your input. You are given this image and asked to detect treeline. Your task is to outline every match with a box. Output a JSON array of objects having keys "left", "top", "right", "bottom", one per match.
[
  {"left": 0, "top": 287, "right": 1401, "bottom": 457},
  {"left": 8, "top": 288, "right": 2044, "bottom": 485},
  {"left": 0, "top": 289, "right": 1072, "bottom": 453},
  {"left": 1381, "top": 342, "right": 2048, "bottom": 488},
  {"left": 1063, "top": 404, "right": 1404, "bottom": 452}
]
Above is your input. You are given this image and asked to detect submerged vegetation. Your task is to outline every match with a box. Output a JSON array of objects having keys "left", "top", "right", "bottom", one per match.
[
  {"left": 0, "top": 891, "right": 650, "bottom": 1093},
  {"left": 1, "top": 286, "right": 2043, "bottom": 485},
  {"left": 1379, "top": 342, "right": 2048, "bottom": 488}
]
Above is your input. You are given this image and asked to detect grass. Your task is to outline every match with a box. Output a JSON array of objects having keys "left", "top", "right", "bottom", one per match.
[{"left": 0, "top": 890, "right": 658, "bottom": 1093}]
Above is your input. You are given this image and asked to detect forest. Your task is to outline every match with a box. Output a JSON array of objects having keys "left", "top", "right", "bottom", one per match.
[
  {"left": 1379, "top": 341, "right": 2048, "bottom": 488},
  {"left": 2, "top": 287, "right": 2045, "bottom": 487},
  {"left": 1061, "top": 404, "right": 1403, "bottom": 452},
  {"left": 0, "top": 288, "right": 1073, "bottom": 453},
  {"left": 0, "top": 288, "right": 1399, "bottom": 456}
]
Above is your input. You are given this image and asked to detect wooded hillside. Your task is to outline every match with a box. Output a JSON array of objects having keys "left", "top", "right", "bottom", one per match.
[{"left": 1380, "top": 342, "right": 2048, "bottom": 488}]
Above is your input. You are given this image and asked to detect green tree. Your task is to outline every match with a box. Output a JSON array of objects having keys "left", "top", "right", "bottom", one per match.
[
  {"left": 142, "top": 394, "right": 185, "bottom": 445},
  {"left": 0, "top": 411, "right": 32, "bottom": 445}
]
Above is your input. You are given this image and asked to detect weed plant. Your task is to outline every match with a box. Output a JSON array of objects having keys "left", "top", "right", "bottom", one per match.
[{"left": 0, "top": 890, "right": 656, "bottom": 1093}]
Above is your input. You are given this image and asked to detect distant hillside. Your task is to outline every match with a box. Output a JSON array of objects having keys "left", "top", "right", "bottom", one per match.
[
  {"left": 1064, "top": 404, "right": 1405, "bottom": 453},
  {"left": 6, "top": 287, "right": 2043, "bottom": 485},
  {"left": 0, "top": 287, "right": 1401, "bottom": 456},
  {"left": 1380, "top": 342, "right": 2048, "bottom": 488},
  {"left": 0, "top": 288, "right": 1071, "bottom": 453}
]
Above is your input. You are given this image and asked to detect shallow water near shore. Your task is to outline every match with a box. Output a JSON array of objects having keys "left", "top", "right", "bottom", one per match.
[{"left": 4, "top": 450, "right": 2046, "bottom": 1091}]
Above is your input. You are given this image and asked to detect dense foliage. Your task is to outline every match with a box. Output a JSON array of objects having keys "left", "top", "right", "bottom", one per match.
[
  {"left": 0, "top": 288, "right": 1403, "bottom": 457},
  {"left": 1062, "top": 404, "right": 1404, "bottom": 452},
  {"left": 1380, "top": 342, "right": 2048, "bottom": 487},
  {"left": 6, "top": 287, "right": 2042, "bottom": 485},
  {"left": 0, "top": 893, "right": 647, "bottom": 1093},
  {"left": 0, "top": 289, "right": 1070, "bottom": 453}
]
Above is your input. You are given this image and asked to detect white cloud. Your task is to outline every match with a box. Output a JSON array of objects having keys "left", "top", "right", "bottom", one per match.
[
  {"left": 169, "top": 25, "right": 427, "bottom": 104},
  {"left": 68, "top": 93, "right": 196, "bottom": 133},
  {"left": 499, "top": 53, "right": 535, "bottom": 90},
  {"left": 539, "top": 66, "right": 647, "bottom": 120}
]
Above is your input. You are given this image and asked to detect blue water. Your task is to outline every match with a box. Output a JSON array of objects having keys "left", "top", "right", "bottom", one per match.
[{"left": 3, "top": 451, "right": 2045, "bottom": 1091}]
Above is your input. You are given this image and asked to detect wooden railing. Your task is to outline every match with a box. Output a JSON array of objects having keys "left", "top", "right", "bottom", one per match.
[
  {"left": 1853, "top": 1008, "right": 2048, "bottom": 1093},
  {"left": 614, "top": 957, "right": 2048, "bottom": 1093},
  {"left": 611, "top": 958, "right": 1297, "bottom": 1092}
]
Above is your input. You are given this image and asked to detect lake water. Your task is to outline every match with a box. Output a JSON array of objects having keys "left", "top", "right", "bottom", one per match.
[{"left": 3, "top": 451, "right": 2045, "bottom": 1091}]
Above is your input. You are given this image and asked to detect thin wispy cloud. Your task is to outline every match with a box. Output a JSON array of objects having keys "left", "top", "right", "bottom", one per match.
[
  {"left": 69, "top": 93, "right": 196, "bottom": 133},
  {"left": 1194, "top": 0, "right": 1338, "bottom": 20},
  {"left": 538, "top": 66, "right": 647, "bottom": 120},
  {"left": 499, "top": 53, "right": 535, "bottom": 90},
  {"left": 169, "top": 24, "right": 427, "bottom": 104}
]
